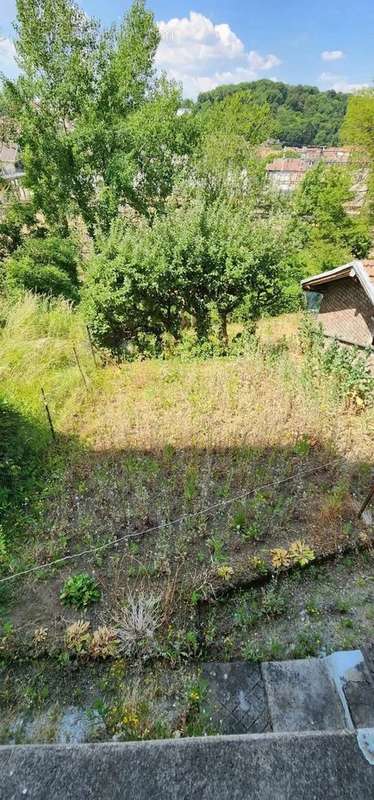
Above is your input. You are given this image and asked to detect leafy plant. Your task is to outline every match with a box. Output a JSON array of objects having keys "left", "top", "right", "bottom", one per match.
[
  {"left": 288, "top": 540, "right": 315, "bottom": 567},
  {"left": 216, "top": 564, "right": 234, "bottom": 581},
  {"left": 90, "top": 626, "right": 120, "bottom": 660},
  {"left": 241, "top": 641, "right": 262, "bottom": 662},
  {"left": 242, "top": 522, "right": 262, "bottom": 542},
  {"left": 64, "top": 620, "right": 91, "bottom": 654},
  {"left": 60, "top": 573, "right": 101, "bottom": 608},
  {"left": 270, "top": 547, "right": 291, "bottom": 570},
  {"left": 6, "top": 236, "right": 80, "bottom": 302},
  {"left": 299, "top": 314, "right": 374, "bottom": 407},
  {"left": 261, "top": 584, "right": 286, "bottom": 618},
  {"left": 207, "top": 535, "right": 225, "bottom": 564},
  {"left": 249, "top": 556, "right": 269, "bottom": 575}
]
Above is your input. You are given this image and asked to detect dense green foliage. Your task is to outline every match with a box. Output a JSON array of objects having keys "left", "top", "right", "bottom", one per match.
[
  {"left": 341, "top": 90, "right": 374, "bottom": 218},
  {"left": 299, "top": 314, "right": 374, "bottom": 406},
  {"left": 194, "top": 80, "right": 348, "bottom": 147},
  {"left": 0, "top": 0, "right": 371, "bottom": 358},
  {"left": 83, "top": 185, "right": 297, "bottom": 355},
  {"left": 292, "top": 162, "right": 371, "bottom": 275},
  {"left": 0, "top": 397, "right": 48, "bottom": 518},
  {"left": 5, "top": 235, "right": 80, "bottom": 301},
  {"left": 1, "top": 0, "right": 193, "bottom": 232}
]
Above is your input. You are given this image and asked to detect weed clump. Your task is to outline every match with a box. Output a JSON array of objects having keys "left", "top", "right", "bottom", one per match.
[
  {"left": 60, "top": 573, "right": 101, "bottom": 608},
  {"left": 90, "top": 626, "right": 119, "bottom": 660},
  {"left": 65, "top": 620, "right": 91, "bottom": 655},
  {"left": 299, "top": 314, "right": 374, "bottom": 407},
  {"left": 115, "top": 592, "right": 161, "bottom": 657}
]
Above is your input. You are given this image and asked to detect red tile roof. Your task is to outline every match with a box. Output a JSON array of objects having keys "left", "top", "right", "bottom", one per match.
[{"left": 266, "top": 159, "right": 308, "bottom": 173}]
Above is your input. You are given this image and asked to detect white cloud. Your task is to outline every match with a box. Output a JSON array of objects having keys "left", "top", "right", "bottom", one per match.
[
  {"left": 319, "top": 72, "right": 368, "bottom": 93},
  {"left": 321, "top": 50, "right": 344, "bottom": 62},
  {"left": 0, "top": 36, "right": 17, "bottom": 75},
  {"left": 156, "top": 11, "right": 281, "bottom": 98}
]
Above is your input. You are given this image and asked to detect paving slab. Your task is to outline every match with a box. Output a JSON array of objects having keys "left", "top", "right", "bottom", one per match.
[
  {"left": 363, "top": 643, "right": 374, "bottom": 682},
  {"left": 263, "top": 658, "right": 347, "bottom": 732},
  {"left": 1, "top": 731, "right": 373, "bottom": 800},
  {"left": 201, "top": 662, "right": 270, "bottom": 735},
  {"left": 325, "top": 650, "right": 374, "bottom": 729}
]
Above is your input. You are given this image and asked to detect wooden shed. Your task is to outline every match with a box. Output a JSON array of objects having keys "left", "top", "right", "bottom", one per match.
[{"left": 301, "top": 260, "right": 374, "bottom": 350}]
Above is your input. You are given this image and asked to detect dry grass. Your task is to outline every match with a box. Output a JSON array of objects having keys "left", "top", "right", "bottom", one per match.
[{"left": 2, "top": 302, "right": 373, "bottom": 657}]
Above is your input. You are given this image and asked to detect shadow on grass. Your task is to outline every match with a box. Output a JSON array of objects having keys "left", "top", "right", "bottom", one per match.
[{"left": 2, "top": 428, "right": 372, "bottom": 636}]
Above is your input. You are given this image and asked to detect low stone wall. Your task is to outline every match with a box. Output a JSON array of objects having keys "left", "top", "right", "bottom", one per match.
[{"left": 1, "top": 731, "right": 374, "bottom": 800}]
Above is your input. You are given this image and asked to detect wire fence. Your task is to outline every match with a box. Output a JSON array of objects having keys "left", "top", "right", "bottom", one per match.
[{"left": 0, "top": 458, "right": 342, "bottom": 585}]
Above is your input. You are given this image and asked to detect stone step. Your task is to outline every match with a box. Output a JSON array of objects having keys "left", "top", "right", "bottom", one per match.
[
  {"left": 262, "top": 658, "right": 346, "bottom": 732},
  {"left": 201, "top": 662, "right": 270, "bottom": 735},
  {"left": 325, "top": 649, "right": 374, "bottom": 730},
  {"left": 202, "top": 648, "right": 374, "bottom": 735},
  {"left": 1, "top": 731, "right": 374, "bottom": 799}
]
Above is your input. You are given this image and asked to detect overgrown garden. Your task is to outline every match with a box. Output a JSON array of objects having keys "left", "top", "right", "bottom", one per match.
[{"left": 0, "top": 0, "right": 373, "bottom": 745}]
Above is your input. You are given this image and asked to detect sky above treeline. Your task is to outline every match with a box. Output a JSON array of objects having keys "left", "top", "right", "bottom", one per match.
[{"left": 1, "top": 0, "right": 373, "bottom": 99}]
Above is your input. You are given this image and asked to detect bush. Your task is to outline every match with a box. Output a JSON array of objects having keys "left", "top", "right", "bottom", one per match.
[
  {"left": 299, "top": 314, "right": 374, "bottom": 406},
  {"left": 5, "top": 235, "right": 80, "bottom": 302},
  {"left": 60, "top": 573, "right": 101, "bottom": 608}
]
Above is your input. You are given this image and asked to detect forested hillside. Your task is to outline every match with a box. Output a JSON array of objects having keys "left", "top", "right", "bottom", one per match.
[{"left": 193, "top": 80, "right": 348, "bottom": 147}]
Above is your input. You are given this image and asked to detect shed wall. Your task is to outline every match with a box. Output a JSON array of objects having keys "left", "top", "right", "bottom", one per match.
[{"left": 318, "top": 277, "right": 374, "bottom": 348}]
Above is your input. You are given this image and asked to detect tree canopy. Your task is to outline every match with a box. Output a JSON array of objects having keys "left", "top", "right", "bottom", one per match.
[
  {"left": 341, "top": 89, "right": 374, "bottom": 218},
  {"left": 193, "top": 80, "right": 348, "bottom": 147},
  {"left": 1, "top": 0, "right": 192, "bottom": 232}
]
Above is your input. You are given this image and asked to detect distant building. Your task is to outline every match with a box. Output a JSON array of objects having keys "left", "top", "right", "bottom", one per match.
[
  {"left": 266, "top": 158, "right": 309, "bottom": 192},
  {"left": 0, "top": 144, "right": 26, "bottom": 205},
  {"left": 301, "top": 261, "right": 374, "bottom": 368},
  {"left": 265, "top": 146, "right": 354, "bottom": 194}
]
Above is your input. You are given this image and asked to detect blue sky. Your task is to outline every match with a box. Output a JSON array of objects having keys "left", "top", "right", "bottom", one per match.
[{"left": 1, "top": 0, "right": 373, "bottom": 98}]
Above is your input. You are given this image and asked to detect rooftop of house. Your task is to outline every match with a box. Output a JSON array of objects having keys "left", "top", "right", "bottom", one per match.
[
  {"left": 266, "top": 159, "right": 308, "bottom": 173},
  {"left": 266, "top": 146, "right": 353, "bottom": 176},
  {"left": 301, "top": 260, "right": 374, "bottom": 306}
]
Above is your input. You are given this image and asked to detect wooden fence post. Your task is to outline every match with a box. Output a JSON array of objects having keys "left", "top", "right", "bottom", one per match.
[
  {"left": 41, "top": 387, "right": 56, "bottom": 441},
  {"left": 358, "top": 480, "right": 374, "bottom": 518},
  {"left": 73, "top": 345, "right": 89, "bottom": 391},
  {"left": 86, "top": 325, "right": 98, "bottom": 368}
]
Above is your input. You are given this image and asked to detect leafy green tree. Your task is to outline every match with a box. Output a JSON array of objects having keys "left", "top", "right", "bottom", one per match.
[
  {"left": 83, "top": 191, "right": 293, "bottom": 355},
  {"left": 82, "top": 219, "right": 185, "bottom": 355},
  {"left": 293, "top": 163, "right": 371, "bottom": 271},
  {"left": 195, "top": 92, "right": 274, "bottom": 195},
  {"left": 2, "top": 0, "right": 192, "bottom": 232},
  {"left": 341, "top": 90, "right": 374, "bottom": 218},
  {"left": 0, "top": 200, "right": 45, "bottom": 261},
  {"left": 4, "top": 0, "right": 104, "bottom": 231},
  {"left": 187, "top": 196, "right": 291, "bottom": 343}
]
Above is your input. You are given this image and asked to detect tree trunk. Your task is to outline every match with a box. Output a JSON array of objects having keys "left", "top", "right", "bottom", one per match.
[
  {"left": 218, "top": 311, "right": 229, "bottom": 349},
  {"left": 195, "top": 310, "right": 210, "bottom": 342}
]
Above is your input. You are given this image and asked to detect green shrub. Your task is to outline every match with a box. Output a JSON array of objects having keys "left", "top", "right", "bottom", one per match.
[
  {"left": 299, "top": 314, "right": 374, "bottom": 406},
  {"left": 5, "top": 235, "right": 80, "bottom": 302},
  {"left": 60, "top": 573, "right": 101, "bottom": 608}
]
